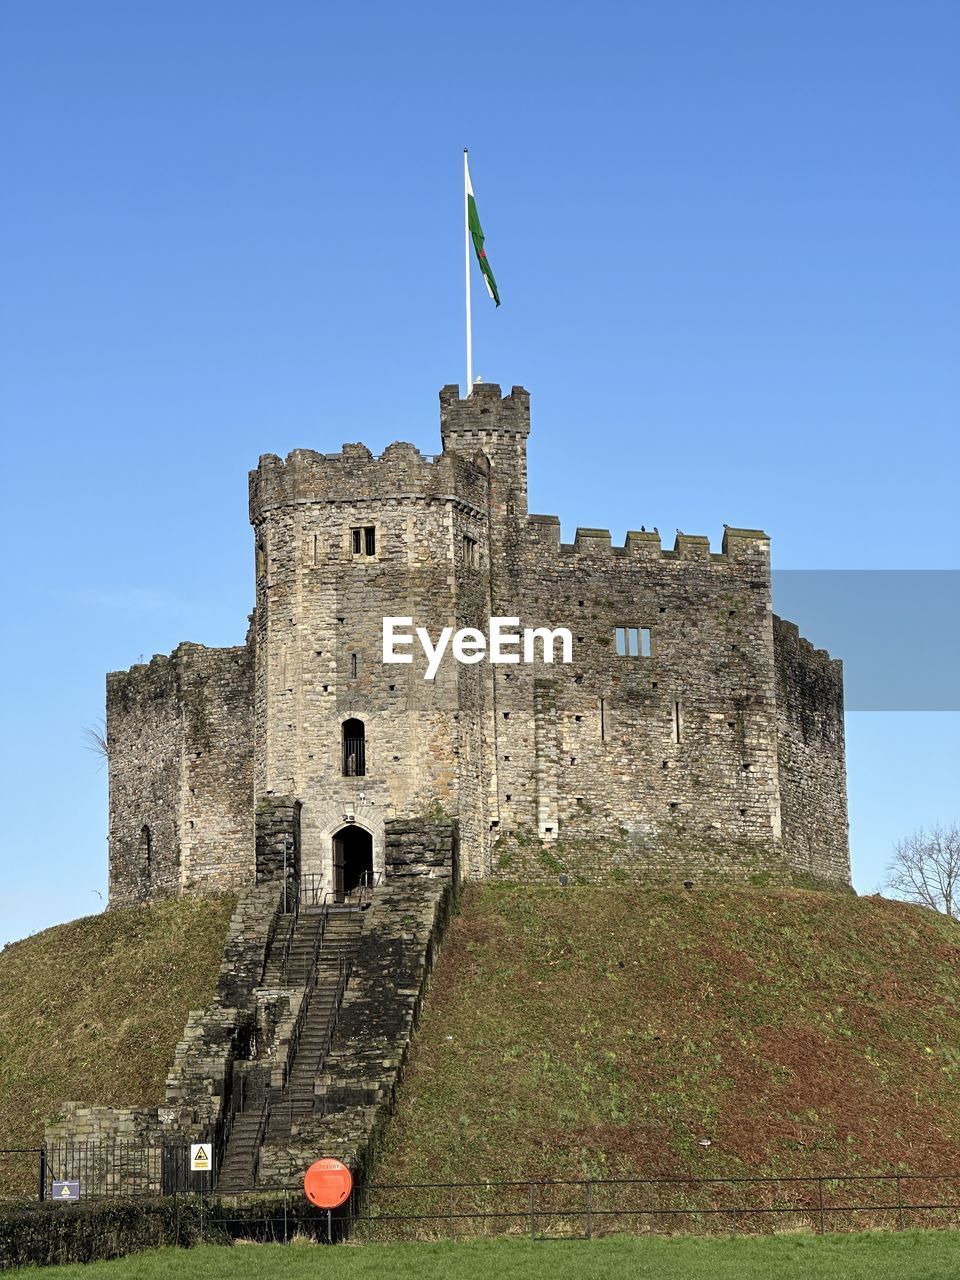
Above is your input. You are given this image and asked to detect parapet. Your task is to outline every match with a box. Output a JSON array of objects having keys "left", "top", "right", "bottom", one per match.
[
  {"left": 773, "top": 614, "right": 842, "bottom": 676},
  {"left": 249, "top": 438, "right": 488, "bottom": 522},
  {"left": 440, "top": 383, "right": 531, "bottom": 445},
  {"left": 525, "top": 516, "right": 770, "bottom": 566}
]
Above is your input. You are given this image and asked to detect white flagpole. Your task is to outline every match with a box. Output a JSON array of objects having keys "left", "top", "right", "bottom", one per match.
[{"left": 464, "top": 148, "right": 473, "bottom": 396}]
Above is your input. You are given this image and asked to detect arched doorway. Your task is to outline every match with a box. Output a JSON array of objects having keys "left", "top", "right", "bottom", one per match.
[{"left": 332, "top": 824, "right": 373, "bottom": 903}]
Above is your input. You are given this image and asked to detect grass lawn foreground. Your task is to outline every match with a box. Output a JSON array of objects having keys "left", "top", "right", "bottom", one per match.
[{"left": 8, "top": 1232, "right": 960, "bottom": 1280}]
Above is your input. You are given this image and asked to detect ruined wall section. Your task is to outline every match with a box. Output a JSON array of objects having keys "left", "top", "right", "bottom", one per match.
[
  {"left": 490, "top": 524, "right": 791, "bottom": 884},
  {"left": 773, "top": 616, "right": 849, "bottom": 885},
  {"left": 249, "top": 442, "right": 492, "bottom": 885},
  {"left": 178, "top": 641, "right": 255, "bottom": 891},
  {"left": 107, "top": 642, "right": 254, "bottom": 906},
  {"left": 107, "top": 656, "right": 184, "bottom": 905}
]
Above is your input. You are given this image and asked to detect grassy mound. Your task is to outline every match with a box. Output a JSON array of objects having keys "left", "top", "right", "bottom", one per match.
[
  {"left": 380, "top": 885, "right": 960, "bottom": 1181},
  {"left": 0, "top": 895, "right": 234, "bottom": 1193}
]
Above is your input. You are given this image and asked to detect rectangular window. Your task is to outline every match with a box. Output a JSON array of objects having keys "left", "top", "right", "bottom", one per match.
[
  {"left": 351, "top": 526, "right": 377, "bottom": 557},
  {"left": 615, "top": 626, "right": 652, "bottom": 657},
  {"left": 673, "top": 701, "right": 682, "bottom": 743},
  {"left": 462, "top": 535, "right": 479, "bottom": 568}
]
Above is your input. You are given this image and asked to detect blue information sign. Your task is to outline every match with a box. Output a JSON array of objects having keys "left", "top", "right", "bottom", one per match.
[{"left": 52, "top": 1180, "right": 80, "bottom": 1202}]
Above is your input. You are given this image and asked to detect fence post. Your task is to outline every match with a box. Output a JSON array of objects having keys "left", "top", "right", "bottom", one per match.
[
  {"left": 38, "top": 1147, "right": 46, "bottom": 1202},
  {"left": 585, "top": 1181, "right": 592, "bottom": 1240},
  {"left": 896, "top": 1175, "right": 904, "bottom": 1231},
  {"left": 817, "top": 1178, "right": 825, "bottom": 1235},
  {"left": 448, "top": 1185, "right": 455, "bottom": 1241},
  {"left": 284, "top": 1188, "right": 289, "bottom": 1242},
  {"left": 529, "top": 1182, "right": 536, "bottom": 1241}
]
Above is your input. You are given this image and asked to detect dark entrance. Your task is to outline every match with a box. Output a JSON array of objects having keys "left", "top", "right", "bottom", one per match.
[{"left": 332, "top": 825, "right": 373, "bottom": 903}]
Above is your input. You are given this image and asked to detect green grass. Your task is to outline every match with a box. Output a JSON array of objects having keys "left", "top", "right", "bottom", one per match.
[
  {"left": 0, "top": 895, "right": 235, "bottom": 1195},
  {"left": 379, "top": 884, "right": 960, "bottom": 1184},
  {"left": 8, "top": 1232, "right": 960, "bottom": 1279}
]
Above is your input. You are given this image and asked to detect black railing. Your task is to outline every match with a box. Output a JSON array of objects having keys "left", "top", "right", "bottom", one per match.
[
  {"left": 348, "top": 1172, "right": 960, "bottom": 1242},
  {"left": 298, "top": 871, "right": 380, "bottom": 910},
  {"left": 356, "top": 869, "right": 382, "bottom": 910},
  {"left": 213, "top": 1068, "right": 246, "bottom": 1184},
  {"left": 300, "top": 874, "right": 328, "bottom": 910},
  {"left": 268, "top": 952, "right": 353, "bottom": 1137},
  {"left": 279, "top": 949, "right": 352, "bottom": 1095},
  {"left": 39, "top": 1139, "right": 200, "bottom": 1199},
  {"left": 8, "top": 1162, "right": 960, "bottom": 1244}
]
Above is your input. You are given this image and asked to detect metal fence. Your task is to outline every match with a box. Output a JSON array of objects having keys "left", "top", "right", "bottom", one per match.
[
  {"left": 348, "top": 1173, "right": 960, "bottom": 1241},
  {"left": 4, "top": 1152, "right": 960, "bottom": 1242}
]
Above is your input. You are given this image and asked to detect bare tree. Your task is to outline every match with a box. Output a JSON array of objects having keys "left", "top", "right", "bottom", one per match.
[
  {"left": 82, "top": 718, "right": 109, "bottom": 771},
  {"left": 884, "top": 823, "right": 960, "bottom": 920}
]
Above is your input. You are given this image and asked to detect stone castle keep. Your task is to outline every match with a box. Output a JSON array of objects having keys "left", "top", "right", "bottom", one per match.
[
  {"left": 107, "top": 383, "right": 850, "bottom": 905},
  {"left": 50, "top": 381, "right": 850, "bottom": 1193}
]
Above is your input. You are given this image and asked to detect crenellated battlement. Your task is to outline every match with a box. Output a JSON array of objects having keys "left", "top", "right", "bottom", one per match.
[
  {"left": 524, "top": 515, "right": 770, "bottom": 568},
  {"left": 249, "top": 437, "right": 488, "bottom": 523},
  {"left": 439, "top": 382, "right": 531, "bottom": 439}
]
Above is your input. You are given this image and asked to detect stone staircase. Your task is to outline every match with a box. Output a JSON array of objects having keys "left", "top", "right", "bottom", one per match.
[
  {"left": 45, "top": 818, "right": 458, "bottom": 1200},
  {"left": 215, "top": 904, "right": 364, "bottom": 1193}
]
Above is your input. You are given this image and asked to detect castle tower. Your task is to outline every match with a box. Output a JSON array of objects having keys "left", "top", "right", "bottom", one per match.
[{"left": 247, "top": 431, "right": 496, "bottom": 892}]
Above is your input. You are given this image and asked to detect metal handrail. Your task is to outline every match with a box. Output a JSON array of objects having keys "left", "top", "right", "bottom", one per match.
[
  {"left": 249, "top": 1096, "right": 270, "bottom": 1187},
  {"left": 356, "top": 869, "right": 382, "bottom": 911},
  {"left": 213, "top": 1066, "right": 246, "bottom": 1182},
  {"left": 279, "top": 901, "right": 333, "bottom": 1077},
  {"left": 275, "top": 950, "right": 353, "bottom": 1132},
  {"left": 275, "top": 875, "right": 303, "bottom": 979}
]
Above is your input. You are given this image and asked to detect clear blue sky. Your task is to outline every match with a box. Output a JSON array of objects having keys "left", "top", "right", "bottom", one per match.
[{"left": 1, "top": 1, "right": 957, "bottom": 946}]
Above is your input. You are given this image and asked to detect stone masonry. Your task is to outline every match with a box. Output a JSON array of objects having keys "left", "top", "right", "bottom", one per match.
[{"left": 106, "top": 382, "right": 849, "bottom": 903}]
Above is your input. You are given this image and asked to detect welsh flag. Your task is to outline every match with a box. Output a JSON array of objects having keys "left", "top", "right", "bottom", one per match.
[{"left": 466, "top": 160, "right": 500, "bottom": 307}]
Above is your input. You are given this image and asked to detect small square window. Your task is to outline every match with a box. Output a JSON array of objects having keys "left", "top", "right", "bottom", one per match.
[{"left": 350, "top": 526, "right": 377, "bottom": 557}]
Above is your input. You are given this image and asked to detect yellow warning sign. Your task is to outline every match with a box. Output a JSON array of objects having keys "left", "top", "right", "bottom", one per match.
[{"left": 190, "top": 1143, "right": 212, "bottom": 1172}]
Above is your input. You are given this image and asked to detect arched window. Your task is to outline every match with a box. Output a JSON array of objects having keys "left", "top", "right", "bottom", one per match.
[
  {"left": 139, "top": 824, "right": 152, "bottom": 873},
  {"left": 342, "top": 718, "right": 366, "bottom": 777}
]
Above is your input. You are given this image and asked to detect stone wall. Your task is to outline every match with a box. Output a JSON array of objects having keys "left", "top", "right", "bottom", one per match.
[
  {"left": 385, "top": 818, "right": 459, "bottom": 879},
  {"left": 179, "top": 641, "right": 255, "bottom": 891},
  {"left": 774, "top": 615, "right": 849, "bottom": 885},
  {"left": 107, "top": 640, "right": 254, "bottom": 906},
  {"left": 255, "top": 795, "right": 301, "bottom": 883},
  {"left": 485, "top": 515, "right": 787, "bottom": 880},
  {"left": 45, "top": 1105, "right": 167, "bottom": 1196},
  {"left": 107, "top": 656, "right": 182, "bottom": 903}
]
